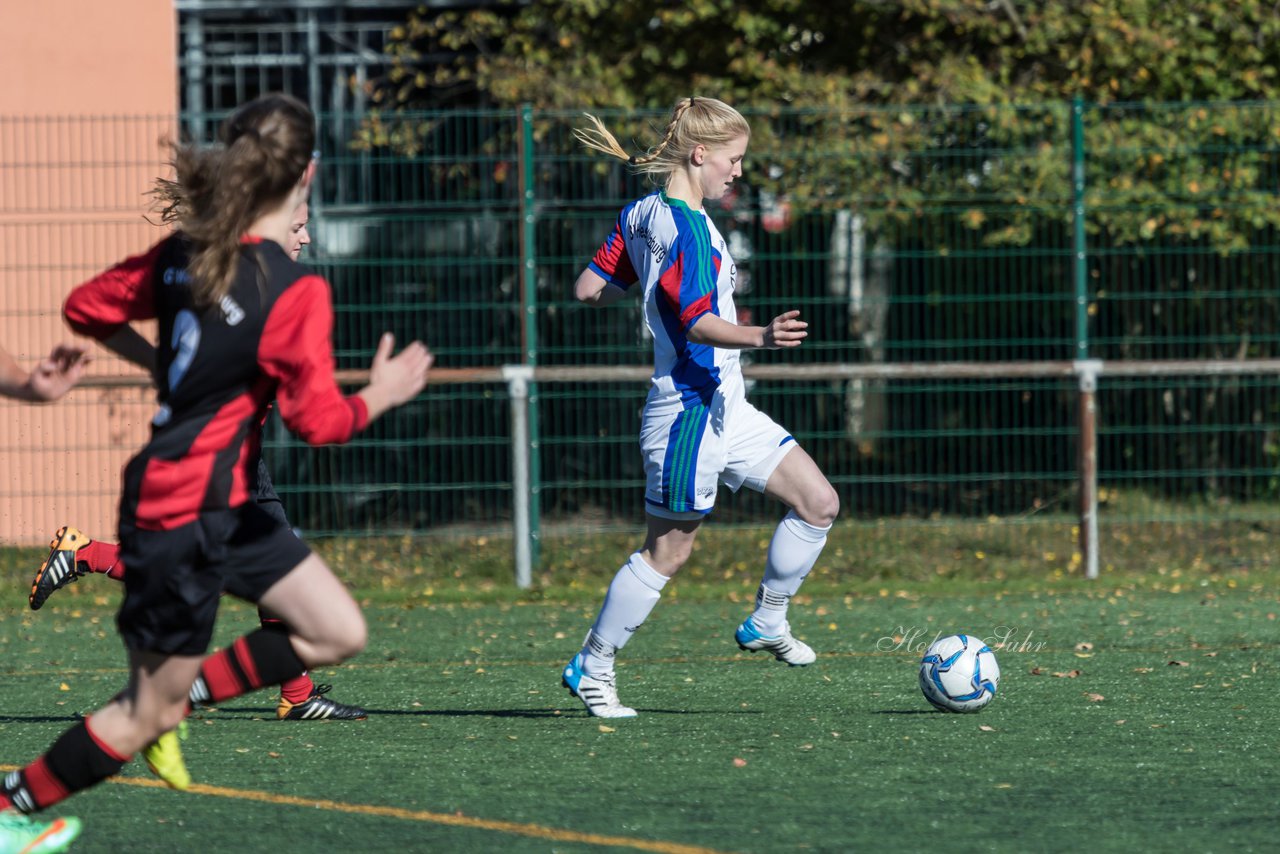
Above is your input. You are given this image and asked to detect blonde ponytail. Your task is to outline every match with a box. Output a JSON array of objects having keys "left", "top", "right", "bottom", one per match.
[{"left": 575, "top": 97, "right": 749, "bottom": 184}]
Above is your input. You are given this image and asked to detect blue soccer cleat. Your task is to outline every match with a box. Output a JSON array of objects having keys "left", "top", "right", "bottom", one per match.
[{"left": 735, "top": 617, "right": 816, "bottom": 666}]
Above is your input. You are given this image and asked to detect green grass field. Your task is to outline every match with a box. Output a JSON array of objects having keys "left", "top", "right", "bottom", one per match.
[{"left": 2, "top": 522, "right": 1278, "bottom": 853}]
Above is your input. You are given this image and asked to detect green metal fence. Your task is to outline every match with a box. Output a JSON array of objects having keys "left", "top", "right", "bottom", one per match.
[
  {"left": 5, "top": 102, "right": 1280, "bottom": 578},
  {"left": 309, "top": 103, "right": 1280, "bottom": 531}
]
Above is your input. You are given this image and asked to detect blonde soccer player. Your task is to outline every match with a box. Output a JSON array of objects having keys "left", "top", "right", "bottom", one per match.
[{"left": 562, "top": 97, "right": 840, "bottom": 718}]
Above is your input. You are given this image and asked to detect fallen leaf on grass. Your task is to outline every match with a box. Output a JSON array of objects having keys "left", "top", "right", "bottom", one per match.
[
  {"left": 733, "top": 758, "right": 747, "bottom": 767},
  {"left": 1052, "top": 670, "right": 1082, "bottom": 678},
  {"left": 979, "top": 725, "right": 996, "bottom": 732},
  {"left": 597, "top": 725, "right": 616, "bottom": 733},
  {"left": 1085, "top": 693, "right": 1105, "bottom": 702},
  {"left": 1168, "top": 660, "right": 1189, "bottom": 667}
]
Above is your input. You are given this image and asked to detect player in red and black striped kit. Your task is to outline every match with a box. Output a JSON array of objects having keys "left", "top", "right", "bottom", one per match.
[
  {"left": 0, "top": 93, "right": 431, "bottom": 849},
  {"left": 27, "top": 201, "right": 369, "bottom": 724}
]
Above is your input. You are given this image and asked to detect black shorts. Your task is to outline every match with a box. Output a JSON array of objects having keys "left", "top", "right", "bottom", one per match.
[{"left": 117, "top": 502, "right": 311, "bottom": 656}]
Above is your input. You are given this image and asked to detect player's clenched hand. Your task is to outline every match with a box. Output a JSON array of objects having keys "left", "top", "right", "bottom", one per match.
[
  {"left": 367, "top": 332, "right": 432, "bottom": 408},
  {"left": 761, "top": 310, "right": 808, "bottom": 349}
]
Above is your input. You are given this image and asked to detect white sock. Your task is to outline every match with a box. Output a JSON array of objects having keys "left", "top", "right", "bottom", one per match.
[
  {"left": 581, "top": 552, "right": 668, "bottom": 677},
  {"left": 750, "top": 511, "right": 830, "bottom": 635}
]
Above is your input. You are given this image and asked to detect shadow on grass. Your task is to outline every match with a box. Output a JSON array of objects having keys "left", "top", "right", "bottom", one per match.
[
  {"left": 197, "top": 705, "right": 761, "bottom": 718},
  {"left": 872, "top": 709, "right": 942, "bottom": 715}
]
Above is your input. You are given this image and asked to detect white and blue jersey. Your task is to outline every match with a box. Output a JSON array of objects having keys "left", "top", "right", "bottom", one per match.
[
  {"left": 588, "top": 190, "right": 795, "bottom": 517},
  {"left": 589, "top": 190, "right": 741, "bottom": 411}
]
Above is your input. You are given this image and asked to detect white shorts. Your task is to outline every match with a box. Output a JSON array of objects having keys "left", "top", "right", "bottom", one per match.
[{"left": 640, "top": 377, "right": 796, "bottom": 520}]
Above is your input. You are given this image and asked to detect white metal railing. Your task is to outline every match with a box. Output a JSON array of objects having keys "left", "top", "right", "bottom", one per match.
[{"left": 81, "top": 359, "right": 1280, "bottom": 587}]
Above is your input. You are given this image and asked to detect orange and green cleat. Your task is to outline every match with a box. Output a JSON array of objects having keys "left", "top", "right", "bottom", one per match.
[{"left": 0, "top": 811, "right": 82, "bottom": 854}]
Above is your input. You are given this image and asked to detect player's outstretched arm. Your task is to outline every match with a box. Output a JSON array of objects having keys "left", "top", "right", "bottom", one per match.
[
  {"left": 0, "top": 343, "right": 90, "bottom": 402},
  {"left": 686, "top": 310, "right": 808, "bottom": 351},
  {"left": 356, "top": 332, "right": 433, "bottom": 423}
]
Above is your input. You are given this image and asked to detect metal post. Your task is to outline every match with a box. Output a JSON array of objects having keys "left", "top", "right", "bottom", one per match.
[
  {"left": 518, "top": 104, "right": 542, "bottom": 568},
  {"left": 1071, "top": 98, "right": 1099, "bottom": 579},
  {"left": 305, "top": 9, "right": 323, "bottom": 224},
  {"left": 1075, "top": 360, "right": 1102, "bottom": 579},
  {"left": 504, "top": 365, "right": 534, "bottom": 589},
  {"left": 183, "top": 14, "right": 205, "bottom": 138},
  {"left": 1071, "top": 96, "right": 1089, "bottom": 360}
]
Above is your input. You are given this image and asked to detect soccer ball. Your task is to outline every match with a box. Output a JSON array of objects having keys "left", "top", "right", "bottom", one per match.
[{"left": 918, "top": 633, "right": 1000, "bottom": 713}]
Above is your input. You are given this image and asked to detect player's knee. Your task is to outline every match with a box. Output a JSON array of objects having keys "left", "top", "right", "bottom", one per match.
[
  {"left": 330, "top": 612, "right": 367, "bottom": 661},
  {"left": 798, "top": 485, "right": 839, "bottom": 529},
  {"left": 645, "top": 543, "right": 692, "bottom": 576},
  {"left": 818, "top": 487, "right": 840, "bottom": 527}
]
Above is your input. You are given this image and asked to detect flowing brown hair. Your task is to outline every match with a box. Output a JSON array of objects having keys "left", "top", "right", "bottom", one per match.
[
  {"left": 574, "top": 96, "right": 750, "bottom": 184},
  {"left": 151, "top": 93, "right": 316, "bottom": 309}
]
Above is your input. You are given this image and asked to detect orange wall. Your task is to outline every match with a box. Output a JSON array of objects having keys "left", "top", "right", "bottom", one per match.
[
  {"left": 0, "top": 1, "right": 177, "bottom": 546},
  {"left": 0, "top": 2, "right": 176, "bottom": 115}
]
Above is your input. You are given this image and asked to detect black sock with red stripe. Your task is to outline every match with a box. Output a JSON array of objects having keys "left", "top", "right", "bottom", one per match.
[
  {"left": 257, "top": 613, "right": 315, "bottom": 703},
  {"left": 0, "top": 720, "right": 128, "bottom": 813},
  {"left": 188, "top": 625, "right": 306, "bottom": 704}
]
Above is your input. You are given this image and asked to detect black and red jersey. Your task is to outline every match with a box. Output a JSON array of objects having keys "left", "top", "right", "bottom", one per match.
[{"left": 65, "top": 233, "right": 368, "bottom": 531}]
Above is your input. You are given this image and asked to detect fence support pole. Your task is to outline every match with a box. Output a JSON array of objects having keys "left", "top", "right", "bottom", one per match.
[
  {"left": 1071, "top": 97, "right": 1099, "bottom": 579},
  {"left": 1071, "top": 95, "right": 1089, "bottom": 362},
  {"left": 517, "top": 103, "right": 542, "bottom": 570},
  {"left": 1075, "top": 360, "right": 1102, "bottom": 579},
  {"left": 504, "top": 365, "right": 534, "bottom": 589}
]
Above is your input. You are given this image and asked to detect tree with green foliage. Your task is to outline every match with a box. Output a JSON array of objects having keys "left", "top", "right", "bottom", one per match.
[
  {"left": 351, "top": 0, "right": 1280, "bottom": 506},
  {"left": 376, "top": 0, "right": 1280, "bottom": 109},
  {"left": 364, "top": 0, "right": 1280, "bottom": 247}
]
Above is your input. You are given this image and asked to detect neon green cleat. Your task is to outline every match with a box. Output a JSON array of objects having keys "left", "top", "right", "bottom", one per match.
[
  {"left": 142, "top": 722, "right": 190, "bottom": 791},
  {"left": 0, "top": 811, "right": 82, "bottom": 854}
]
